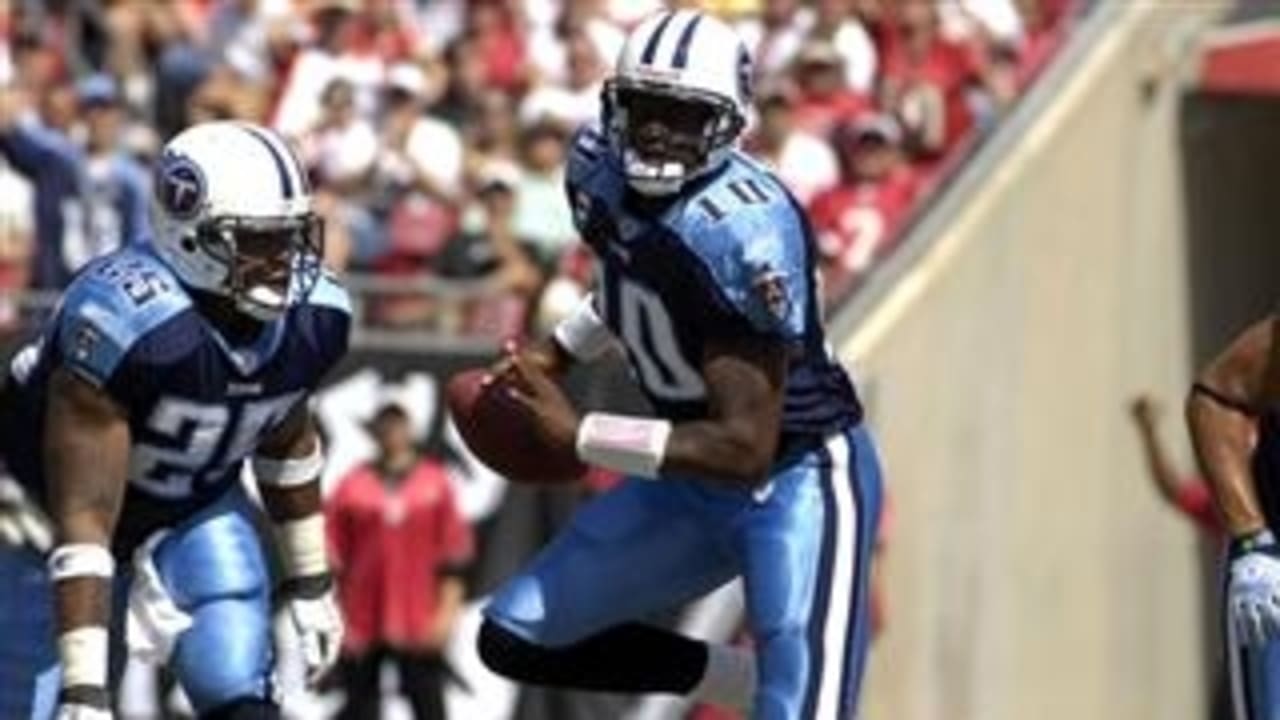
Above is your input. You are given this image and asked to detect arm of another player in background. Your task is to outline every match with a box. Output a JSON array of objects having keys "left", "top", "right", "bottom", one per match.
[
  {"left": 44, "top": 367, "right": 131, "bottom": 711},
  {"left": 1129, "top": 394, "right": 1190, "bottom": 505},
  {"left": 1186, "top": 317, "right": 1272, "bottom": 538},
  {"left": 660, "top": 333, "right": 787, "bottom": 487}
]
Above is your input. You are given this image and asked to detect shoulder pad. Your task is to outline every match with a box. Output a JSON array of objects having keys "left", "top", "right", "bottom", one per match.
[
  {"left": 54, "top": 248, "right": 191, "bottom": 388},
  {"left": 672, "top": 162, "right": 811, "bottom": 338},
  {"left": 566, "top": 122, "right": 610, "bottom": 187},
  {"left": 304, "top": 269, "right": 352, "bottom": 317}
]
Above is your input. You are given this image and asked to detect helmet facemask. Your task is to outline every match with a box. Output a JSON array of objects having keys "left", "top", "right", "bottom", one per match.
[
  {"left": 191, "top": 213, "right": 324, "bottom": 322},
  {"left": 604, "top": 78, "right": 744, "bottom": 196}
]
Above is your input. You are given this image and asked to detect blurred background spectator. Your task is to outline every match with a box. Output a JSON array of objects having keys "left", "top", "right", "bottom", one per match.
[
  {"left": 0, "top": 0, "right": 1077, "bottom": 329},
  {"left": 327, "top": 400, "right": 474, "bottom": 720}
]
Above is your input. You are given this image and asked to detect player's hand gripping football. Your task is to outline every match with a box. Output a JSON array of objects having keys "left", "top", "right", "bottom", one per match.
[
  {"left": 498, "top": 345, "right": 581, "bottom": 456},
  {"left": 486, "top": 337, "right": 571, "bottom": 382},
  {"left": 1228, "top": 530, "right": 1280, "bottom": 647},
  {"left": 284, "top": 576, "right": 344, "bottom": 686}
]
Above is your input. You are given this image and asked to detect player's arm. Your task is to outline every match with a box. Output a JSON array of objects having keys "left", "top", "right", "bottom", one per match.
[
  {"left": 44, "top": 367, "right": 131, "bottom": 713},
  {"left": 657, "top": 334, "right": 786, "bottom": 486},
  {"left": 509, "top": 333, "right": 786, "bottom": 488},
  {"left": 1129, "top": 394, "right": 1189, "bottom": 504},
  {"left": 253, "top": 401, "right": 343, "bottom": 685},
  {"left": 490, "top": 291, "right": 615, "bottom": 380},
  {"left": 1186, "top": 318, "right": 1271, "bottom": 537}
]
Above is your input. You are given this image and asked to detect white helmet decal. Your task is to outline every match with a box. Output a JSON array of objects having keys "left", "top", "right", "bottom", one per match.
[{"left": 155, "top": 151, "right": 207, "bottom": 221}]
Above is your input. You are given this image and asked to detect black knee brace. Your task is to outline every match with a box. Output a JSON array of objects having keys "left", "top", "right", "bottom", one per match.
[
  {"left": 201, "top": 697, "right": 280, "bottom": 720},
  {"left": 477, "top": 617, "right": 705, "bottom": 694}
]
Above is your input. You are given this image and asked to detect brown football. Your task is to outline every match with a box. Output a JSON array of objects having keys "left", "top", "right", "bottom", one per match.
[{"left": 445, "top": 368, "right": 587, "bottom": 485}]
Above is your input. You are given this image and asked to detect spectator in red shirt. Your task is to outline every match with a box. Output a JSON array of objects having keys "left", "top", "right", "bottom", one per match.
[
  {"left": 808, "top": 114, "right": 918, "bottom": 298},
  {"left": 878, "top": 0, "right": 991, "bottom": 159},
  {"left": 327, "top": 401, "right": 475, "bottom": 720}
]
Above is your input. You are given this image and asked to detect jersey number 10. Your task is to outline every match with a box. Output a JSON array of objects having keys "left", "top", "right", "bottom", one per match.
[{"left": 617, "top": 279, "right": 706, "bottom": 402}]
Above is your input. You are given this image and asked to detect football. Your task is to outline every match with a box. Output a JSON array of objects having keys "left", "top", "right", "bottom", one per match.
[{"left": 445, "top": 368, "right": 588, "bottom": 485}]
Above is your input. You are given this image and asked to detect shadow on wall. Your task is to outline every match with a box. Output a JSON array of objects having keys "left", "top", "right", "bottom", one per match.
[{"left": 1180, "top": 92, "right": 1280, "bottom": 364}]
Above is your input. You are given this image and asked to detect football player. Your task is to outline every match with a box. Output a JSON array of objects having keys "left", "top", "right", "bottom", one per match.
[
  {"left": 476, "top": 10, "right": 883, "bottom": 720},
  {"left": 1187, "top": 316, "right": 1280, "bottom": 720},
  {"left": 0, "top": 121, "right": 348, "bottom": 719}
]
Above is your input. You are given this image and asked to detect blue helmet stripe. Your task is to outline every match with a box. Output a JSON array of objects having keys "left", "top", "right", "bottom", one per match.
[
  {"left": 640, "top": 12, "right": 676, "bottom": 65},
  {"left": 239, "top": 123, "right": 294, "bottom": 199},
  {"left": 671, "top": 13, "right": 704, "bottom": 69}
]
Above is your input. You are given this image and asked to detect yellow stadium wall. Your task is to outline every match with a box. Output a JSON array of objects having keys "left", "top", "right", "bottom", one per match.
[{"left": 838, "top": 3, "right": 1232, "bottom": 719}]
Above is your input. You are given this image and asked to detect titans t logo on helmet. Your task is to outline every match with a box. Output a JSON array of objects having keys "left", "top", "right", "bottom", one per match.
[{"left": 156, "top": 151, "right": 207, "bottom": 221}]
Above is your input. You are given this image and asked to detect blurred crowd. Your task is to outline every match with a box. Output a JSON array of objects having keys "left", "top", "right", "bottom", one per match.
[{"left": 0, "top": 0, "right": 1076, "bottom": 338}]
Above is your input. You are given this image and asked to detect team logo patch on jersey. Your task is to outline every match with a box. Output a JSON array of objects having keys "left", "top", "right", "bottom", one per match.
[
  {"left": 72, "top": 323, "right": 103, "bottom": 363},
  {"left": 156, "top": 150, "right": 207, "bottom": 220},
  {"left": 753, "top": 268, "right": 791, "bottom": 325}
]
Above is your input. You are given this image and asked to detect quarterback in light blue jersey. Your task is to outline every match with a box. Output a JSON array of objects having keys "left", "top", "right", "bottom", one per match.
[
  {"left": 0, "top": 121, "right": 350, "bottom": 720},
  {"left": 478, "top": 10, "right": 883, "bottom": 720}
]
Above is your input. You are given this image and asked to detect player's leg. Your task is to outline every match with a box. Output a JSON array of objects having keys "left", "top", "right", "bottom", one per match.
[
  {"left": 1225, "top": 572, "right": 1280, "bottom": 720},
  {"left": 737, "top": 426, "right": 882, "bottom": 720},
  {"left": 479, "top": 478, "right": 739, "bottom": 697},
  {"left": 150, "top": 488, "right": 279, "bottom": 719}
]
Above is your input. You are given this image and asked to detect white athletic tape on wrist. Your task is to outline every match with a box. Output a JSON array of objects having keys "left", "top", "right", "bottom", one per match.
[
  {"left": 253, "top": 441, "right": 324, "bottom": 487},
  {"left": 553, "top": 293, "right": 614, "bottom": 362},
  {"left": 48, "top": 543, "right": 115, "bottom": 581},
  {"left": 575, "top": 412, "right": 672, "bottom": 478},
  {"left": 59, "top": 626, "right": 109, "bottom": 688},
  {"left": 275, "top": 514, "right": 329, "bottom": 579}
]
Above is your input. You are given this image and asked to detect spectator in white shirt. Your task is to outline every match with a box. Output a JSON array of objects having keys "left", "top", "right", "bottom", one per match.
[
  {"left": 746, "top": 86, "right": 840, "bottom": 206},
  {"left": 809, "top": 0, "right": 878, "bottom": 94},
  {"left": 520, "top": 31, "right": 606, "bottom": 131},
  {"left": 736, "top": 0, "right": 809, "bottom": 81}
]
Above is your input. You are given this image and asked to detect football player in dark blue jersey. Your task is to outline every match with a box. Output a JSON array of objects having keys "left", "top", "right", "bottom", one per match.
[
  {"left": 476, "top": 11, "right": 883, "bottom": 720},
  {"left": 0, "top": 121, "right": 350, "bottom": 720},
  {"left": 1188, "top": 317, "right": 1280, "bottom": 720}
]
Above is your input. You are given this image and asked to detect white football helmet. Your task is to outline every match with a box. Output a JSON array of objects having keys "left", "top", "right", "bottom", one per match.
[
  {"left": 605, "top": 10, "right": 753, "bottom": 196},
  {"left": 150, "top": 121, "right": 322, "bottom": 321}
]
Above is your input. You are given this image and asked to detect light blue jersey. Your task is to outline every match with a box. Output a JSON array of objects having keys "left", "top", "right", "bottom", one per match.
[
  {"left": 0, "top": 245, "right": 351, "bottom": 717},
  {"left": 485, "top": 125, "right": 882, "bottom": 720}
]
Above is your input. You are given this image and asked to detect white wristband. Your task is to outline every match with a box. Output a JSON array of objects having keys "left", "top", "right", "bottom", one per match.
[
  {"left": 253, "top": 441, "right": 325, "bottom": 488},
  {"left": 575, "top": 412, "right": 672, "bottom": 478},
  {"left": 48, "top": 543, "right": 115, "bottom": 581},
  {"left": 553, "top": 293, "right": 614, "bottom": 362},
  {"left": 59, "top": 626, "right": 109, "bottom": 688},
  {"left": 274, "top": 514, "right": 329, "bottom": 579}
]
